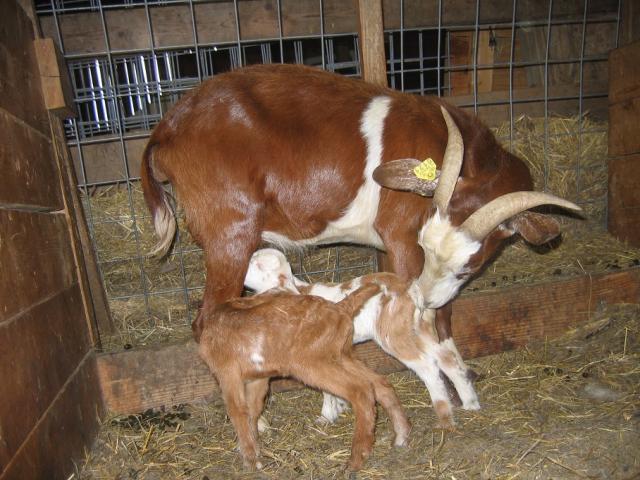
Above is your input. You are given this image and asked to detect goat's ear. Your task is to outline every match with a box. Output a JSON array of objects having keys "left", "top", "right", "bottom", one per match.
[
  {"left": 507, "top": 211, "right": 561, "bottom": 245},
  {"left": 372, "top": 159, "right": 440, "bottom": 197}
]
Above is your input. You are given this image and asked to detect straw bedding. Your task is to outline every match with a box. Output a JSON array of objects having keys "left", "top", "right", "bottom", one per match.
[{"left": 73, "top": 302, "right": 640, "bottom": 479}]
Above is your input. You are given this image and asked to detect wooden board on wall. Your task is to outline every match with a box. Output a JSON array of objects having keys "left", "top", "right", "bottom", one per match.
[
  {"left": 608, "top": 154, "right": 640, "bottom": 246},
  {"left": 0, "top": 109, "right": 62, "bottom": 211},
  {"left": 1, "top": 354, "right": 103, "bottom": 480},
  {"left": 0, "top": 284, "right": 90, "bottom": 465},
  {"left": 96, "top": 267, "right": 640, "bottom": 414},
  {"left": 0, "top": 1, "right": 104, "bottom": 477},
  {"left": 0, "top": 0, "right": 48, "bottom": 134},
  {"left": 0, "top": 210, "right": 77, "bottom": 322}
]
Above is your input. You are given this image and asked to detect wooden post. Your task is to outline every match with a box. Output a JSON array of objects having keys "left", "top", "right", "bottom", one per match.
[
  {"left": 356, "top": 0, "right": 387, "bottom": 87},
  {"left": 356, "top": 0, "right": 390, "bottom": 271},
  {"left": 607, "top": 41, "right": 640, "bottom": 247}
]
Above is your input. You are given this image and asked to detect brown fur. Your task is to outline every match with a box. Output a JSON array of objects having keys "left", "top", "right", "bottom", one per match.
[{"left": 198, "top": 284, "right": 411, "bottom": 472}]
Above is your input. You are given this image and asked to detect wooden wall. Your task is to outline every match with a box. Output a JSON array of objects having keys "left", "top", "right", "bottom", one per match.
[
  {"left": 39, "top": 0, "right": 619, "bottom": 56},
  {"left": 608, "top": 40, "right": 640, "bottom": 247},
  {"left": 0, "top": 1, "right": 104, "bottom": 478}
]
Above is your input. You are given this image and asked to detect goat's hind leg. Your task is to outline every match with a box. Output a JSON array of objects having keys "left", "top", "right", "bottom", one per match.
[
  {"left": 343, "top": 359, "right": 411, "bottom": 447},
  {"left": 295, "top": 363, "right": 376, "bottom": 472},
  {"left": 318, "top": 392, "right": 350, "bottom": 424},
  {"left": 217, "top": 372, "right": 263, "bottom": 470},
  {"left": 246, "top": 378, "right": 270, "bottom": 435}
]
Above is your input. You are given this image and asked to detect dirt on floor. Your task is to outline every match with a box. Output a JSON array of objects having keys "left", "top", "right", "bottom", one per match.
[{"left": 74, "top": 302, "right": 640, "bottom": 480}]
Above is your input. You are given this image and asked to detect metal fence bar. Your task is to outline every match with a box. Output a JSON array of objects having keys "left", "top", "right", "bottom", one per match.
[{"left": 95, "top": 0, "right": 154, "bottom": 321}]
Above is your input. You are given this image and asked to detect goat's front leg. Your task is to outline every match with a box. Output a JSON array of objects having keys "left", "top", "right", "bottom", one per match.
[
  {"left": 404, "top": 356, "right": 455, "bottom": 430},
  {"left": 318, "top": 392, "right": 350, "bottom": 424},
  {"left": 435, "top": 339, "right": 480, "bottom": 410}
]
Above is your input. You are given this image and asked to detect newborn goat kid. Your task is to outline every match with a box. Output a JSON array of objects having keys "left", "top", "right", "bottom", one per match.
[
  {"left": 198, "top": 284, "right": 411, "bottom": 472},
  {"left": 245, "top": 249, "right": 479, "bottom": 429}
]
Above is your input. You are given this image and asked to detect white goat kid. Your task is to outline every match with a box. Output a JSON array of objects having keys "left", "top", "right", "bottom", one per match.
[{"left": 245, "top": 248, "right": 480, "bottom": 429}]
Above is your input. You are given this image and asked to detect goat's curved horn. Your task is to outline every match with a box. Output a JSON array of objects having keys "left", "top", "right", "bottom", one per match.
[
  {"left": 460, "top": 191, "right": 582, "bottom": 241},
  {"left": 432, "top": 105, "right": 464, "bottom": 213}
]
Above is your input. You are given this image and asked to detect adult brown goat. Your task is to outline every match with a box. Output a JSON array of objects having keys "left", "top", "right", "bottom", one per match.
[{"left": 141, "top": 64, "right": 580, "bottom": 342}]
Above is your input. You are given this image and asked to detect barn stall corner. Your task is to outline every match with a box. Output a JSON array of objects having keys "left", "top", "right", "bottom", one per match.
[{"left": 2, "top": 0, "right": 639, "bottom": 478}]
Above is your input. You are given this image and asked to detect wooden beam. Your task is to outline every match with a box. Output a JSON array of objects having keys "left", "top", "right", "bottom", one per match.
[
  {"left": 356, "top": 0, "right": 387, "bottom": 87},
  {"left": 96, "top": 267, "right": 640, "bottom": 414},
  {"left": 51, "top": 115, "right": 114, "bottom": 341}
]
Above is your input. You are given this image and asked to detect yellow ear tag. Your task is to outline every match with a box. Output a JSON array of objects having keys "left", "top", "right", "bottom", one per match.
[{"left": 413, "top": 158, "right": 437, "bottom": 181}]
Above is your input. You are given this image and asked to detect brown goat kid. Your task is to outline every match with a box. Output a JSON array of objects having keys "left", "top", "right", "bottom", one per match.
[{"left": 197, "top": 284, "right": 412, "bottom": 472}]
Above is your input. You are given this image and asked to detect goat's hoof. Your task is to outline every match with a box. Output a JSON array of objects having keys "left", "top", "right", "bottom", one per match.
[
  {"left": 435, "top": 418, "right": 456, "bottom": 432},
  {"left": 466, "top": 368, "right": 480, "bottom": 382},
  {"left": 462, "top": 399, "right": 481, "bottom": 411},
  {"left": 393, "top": 435, "right": 410, "bottom": 448},
  {"left": 315, "top": 415, "right": 337, "bottom": 425},
  {"left": 242, "top": 457, "right": 263, "bottom": 471},
  {"left": 257, "top": 415, "right": 270, "bottom": 433}
]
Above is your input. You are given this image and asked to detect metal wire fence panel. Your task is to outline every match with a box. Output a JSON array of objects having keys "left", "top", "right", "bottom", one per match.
[{"left": 36, "top": 0, "right": 621, "bottom": 346}]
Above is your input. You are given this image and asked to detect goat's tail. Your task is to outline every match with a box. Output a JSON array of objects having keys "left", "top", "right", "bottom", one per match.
[
  {"left": 140, "top": 142, "right": 176, "bottom": 257},
  {"left": 337, "top": 283, "right": 381, "bottom": 318}
]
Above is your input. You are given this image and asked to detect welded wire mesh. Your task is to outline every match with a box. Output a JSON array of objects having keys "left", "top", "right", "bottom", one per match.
[{"left": 36, "top": 0, "right": 621, "bottom": 342}]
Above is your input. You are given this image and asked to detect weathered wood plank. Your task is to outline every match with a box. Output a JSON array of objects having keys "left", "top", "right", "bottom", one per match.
[
  {"left": 0, "top": 210, "right": 76, "bottom": 322},
  {"left": 0, "top": 110, "right": 62, "bottom": 211},
  {"left": 609, "top": 41, "right": 640, "bottom": 104},
  {"left": 0, "top": 0, "right": 48, "bottom": 134},
  {"left": 609, "top": 97, "right": 640, "bottom": 157},
  {"left": 96, "top": 268, "right": 640, "bottom": 414},
  {"left": 451, "top": 268, "right": 640, "bottom": 358},
  {"left": 0, "top": 354, "right": 103, "bottom": 480},
  {"left": 608, "top": 154, "right": 640, "bottom": 246},
  {"left": 0, "top": 284, "right": 90, "bottom": 466},
  {"left": 50, "top": 117, "right": 114, "bottom": 340}
]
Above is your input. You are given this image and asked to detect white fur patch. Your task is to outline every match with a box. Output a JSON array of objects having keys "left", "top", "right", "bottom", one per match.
[
  {"left": 262, "top": 96, "right": 391, "bottom": 249},
  {"left": 352, "top": 292, "right": 384, "bottom": 343},
  {"left": 250, "top": 352, "right": 264, "bottom": 366},
  {"left": 228, "top": 101, "right": 252, "bottom": 127},
  {"left": 415, "top": 211, "right": 481, "bottom": 308}
]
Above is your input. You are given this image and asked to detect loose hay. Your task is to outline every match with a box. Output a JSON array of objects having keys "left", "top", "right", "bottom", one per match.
[
  {"left": 492, "top": 113, "right": 608, "bottom": 224},
  {"left": 86, "top": 113, "right": 620, "bottom": 352},
  {"left": 73, "top": 303, "right": 640, "bottom": 479}
]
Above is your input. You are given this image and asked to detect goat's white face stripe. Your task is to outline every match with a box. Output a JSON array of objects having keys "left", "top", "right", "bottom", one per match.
[
  {"left": 416, "top": 211, "right": 481, "bottom": 308},
  {"left": 262, "top": 96, "right": 391, "bottom": 249}
]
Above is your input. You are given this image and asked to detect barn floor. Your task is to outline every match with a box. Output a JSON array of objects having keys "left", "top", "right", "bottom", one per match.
[{"left": 74, "top": 302, "right": 639, "bottom": 479}]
